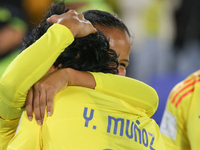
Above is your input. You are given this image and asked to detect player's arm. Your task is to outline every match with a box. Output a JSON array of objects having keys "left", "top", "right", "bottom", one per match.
[
  {"left": 0, "top": 10, "right": 96, "bottom": 150},
  {"left": 0, "top": 24, "right": 74, "bottom": 150},
  {"left": 0, "top": 24, "right": 74, "bottom": 120},
  {"left": 0, "top": 10, "right": 96, "bottom": 120},
  {"left": 26, "top": 68, "right": 158, "bottom": 123},
  {"left": 91, "top": 72, "right": 158, "bottom": 117},
  {"left": 6, "top": 112, "right": 41, "bottom": 150},
  {"left": 0, "top": 117, "right": 20, "bottom": 150}
]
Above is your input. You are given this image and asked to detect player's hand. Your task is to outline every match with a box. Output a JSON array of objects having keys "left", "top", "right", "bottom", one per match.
[
  {"left": 47, "top": 9, "right": 97, "bottom": 38},
  {"left": 26, "top": 68, "right": 95, "bottom": 125},
  {"left": 26, "top": 69, "right": 69, "bottom": 125}
]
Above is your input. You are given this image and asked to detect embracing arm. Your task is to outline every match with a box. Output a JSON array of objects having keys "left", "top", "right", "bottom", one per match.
[
  {"left": 67, "top": 70, "right": 158, "bottom": 117},
  {"left": 91, "top": 72, "right": 158, "bottom": 117},
  {"left": 0, "top": 10, "right": 97, "bottom": 120},
  {"left": 27, "top": 68, "right": 158, "bottom": 122},
  {"left": 0, "top": 10, "right": 96, "bottom": 150},
  {"left": 0, "top": 24, "right": 74, "bottom": 120},
  {"left": 0, "top": 24, "right": 73, "bottom": 150}
]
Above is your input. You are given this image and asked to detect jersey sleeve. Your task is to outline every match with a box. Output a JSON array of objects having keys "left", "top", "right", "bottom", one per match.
[
  {"left": 0, "top": 23, "right": 74, "bottom": 120},
  {"left": 6, "top": 112, "right": 41, "bottom": 150},
  {"left": 0, "top": 117, "right": 20, "bottom": 150},
  {"left": 160, "top": 71, "right": 200, "bottom": 150},
  {"left": 90, "top": 72, "right": 159, "bottom": 117}
]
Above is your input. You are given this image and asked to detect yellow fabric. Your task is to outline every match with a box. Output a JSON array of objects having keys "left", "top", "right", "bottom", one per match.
[
  {"left": 160, "top": 70, "right": 200, "bottom": 150},
  {"left": 0, "top": 23, "right": 74, "bottom": 120},
  {"left": 0, "top": 23, "right": 74, "bottom": 150},
  {"left": 0, "top": 23, "right": 165, "bottom": 149},
  {"left": 0, "top": 117, "right": 20, "bottom": 150},
  {"left": 92, "top": 72, "right": 159, "bottom": 117},
  {"left": 8, "top": 86, "right": 165, "bottom": 150}
]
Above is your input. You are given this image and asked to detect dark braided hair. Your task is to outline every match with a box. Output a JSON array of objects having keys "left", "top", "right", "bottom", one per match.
[{"left": 23, "top": 2, "right": 119, "bottom": 74}]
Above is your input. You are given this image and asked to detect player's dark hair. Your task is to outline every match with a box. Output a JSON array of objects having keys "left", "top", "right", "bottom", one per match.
[
  {"left": 23, "top": 2, "right": 118, "bottom": 74},
  {"left": 82, "top": 10, "right": 130, "bottom": 37}
]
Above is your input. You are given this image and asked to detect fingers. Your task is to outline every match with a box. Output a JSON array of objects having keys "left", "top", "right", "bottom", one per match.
[
  {"left": 33, "top": 83, "right": 49, "bottom": 125},
  {"left": 33, "top": 84, "right": 42, "bottom": 125},
  {"left": 28, "top": 82, "right": 56, "bottom": 125},
  {"left": 47, "top": 14, "right": 59, "bottom": 24},
  {"left": 77, "top": 13, "right": 84, "bottom": 20},
  {"left": 85, "top": 22, "right": 97, "bottom": 34},
  {"left": 47, "top": 9, "right": 97, "bottom": 37},
  {"left": 39, "top": 89, "right": 47, "bottom": 123},
  {"left": 77, "top": 13, "right": 96, "bottom": 33},
  {"left": 46, "top": 91, "right": 55, "bottom": 117},
  {"left": 46, "top": 10, "right": 77, "bottom": 24},
  {"left": 26, "top": 87, "right": 34, "bottom": 121}
]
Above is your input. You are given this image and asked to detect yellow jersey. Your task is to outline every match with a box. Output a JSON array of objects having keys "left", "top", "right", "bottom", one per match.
[
  {"left": 0, "top": 23, "right": 165, "bottom": 150},
  {"left": 7, "top": 73, "right": 166, "bottom": 150},
  {"left": 0, "top": 23, "right": 74, "bottom": 150},
  {"left": 160, "top": 70, "right": 200, "bottom": 150}
]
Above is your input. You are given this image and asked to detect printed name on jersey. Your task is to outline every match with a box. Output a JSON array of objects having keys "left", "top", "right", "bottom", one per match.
[
  {"left": 160, "top": 110, "right": 177, "bottom": 140},
  {"left": 83, "top": 107, "right": 156, "bottom": 150},
  {"left": 170, "top": 74, "right": 200, "bottom": 107}
]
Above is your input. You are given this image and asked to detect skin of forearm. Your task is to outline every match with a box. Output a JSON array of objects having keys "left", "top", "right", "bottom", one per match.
[{"left": 65, "top": 68, "right": 96, "bottom": 89}]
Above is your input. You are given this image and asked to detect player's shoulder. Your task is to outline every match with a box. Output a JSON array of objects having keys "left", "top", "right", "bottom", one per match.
[{"left": 168, "top": 70, "right": 200, "bottom": 108}]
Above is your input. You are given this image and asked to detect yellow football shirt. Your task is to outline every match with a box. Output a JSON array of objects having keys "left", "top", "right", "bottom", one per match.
[
  {"left": 160, "top": 70, "right": 200, "bottom": 150},
  {"left": 8, "top": 78, "right": 165, "bottom": 150},
  {"left": 0, "top": 23, "right": 74, "bottom": 150},
  {"left": 0, "top": 23, "right": 165, "bottom": 150}
]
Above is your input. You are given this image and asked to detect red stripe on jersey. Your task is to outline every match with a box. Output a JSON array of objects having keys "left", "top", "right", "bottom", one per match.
[
  {"left": 169, "top": 77, "right": 194, "bottom": 101},
  {"left": 171, "top": 81, "right": 195, "bottom": 103},
  {"left": 171, "top": 76, "right": 200, "bottom": 103},
  {"left": 175, "top": 88, "right": 194, "bottom": 107},
  {"left": 172, "top": 79, "right": 200, "bottom": 107}
]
